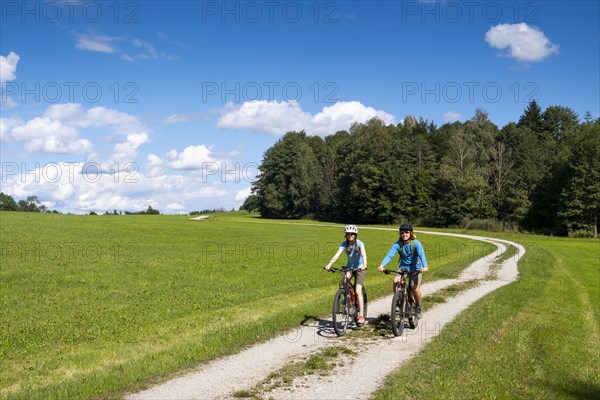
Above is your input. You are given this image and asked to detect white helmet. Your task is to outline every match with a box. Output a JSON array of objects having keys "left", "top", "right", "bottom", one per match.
[{"left": 344, "top": 224, "right": 358, "bottom": 234}]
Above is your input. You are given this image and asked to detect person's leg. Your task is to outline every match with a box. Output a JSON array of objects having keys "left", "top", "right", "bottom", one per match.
[
  {"left": 393, "top": 274, "right": 402, "bottom": 293},
  {"left": 355, "top": 270, "right": 366, "bottom": 325},
  {"left": 356, "top": 283, "right": 364, "bottom": 315},
  {"left": 411, "top": 271, "right": 423, "bottom": 317}
]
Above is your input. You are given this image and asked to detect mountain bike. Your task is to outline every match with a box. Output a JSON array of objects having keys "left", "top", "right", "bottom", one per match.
[
  {"left": 384, "top": 268, "right": 418, "bottom": 336},
  {"left": 326, "top": 266, "right": 368, "bottom": 337}
]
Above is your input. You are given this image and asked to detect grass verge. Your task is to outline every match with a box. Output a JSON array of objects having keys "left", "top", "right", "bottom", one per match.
[{"left": 371, "top": 234, "right": 600, "bottom": 399}]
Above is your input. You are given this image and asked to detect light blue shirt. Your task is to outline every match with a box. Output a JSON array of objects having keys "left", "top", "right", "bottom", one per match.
[{"left": 339, "top": 239, "right": 364, "bottom": 270}]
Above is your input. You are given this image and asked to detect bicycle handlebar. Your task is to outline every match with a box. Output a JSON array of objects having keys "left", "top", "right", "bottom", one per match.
[
  {"left": 324, "top": 266, "right": 365, "bottom": 273},
  {"left": 382, "top": 268, "right": 411, "bottom": 275}
]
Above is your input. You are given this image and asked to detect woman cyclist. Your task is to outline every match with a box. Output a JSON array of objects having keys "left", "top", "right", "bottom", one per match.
[
  {"left": 377, "top": 223, "right": 428, "bottom": 318},
  {"left": 325, "top": 225, "right": 368, "bottom": 326}
]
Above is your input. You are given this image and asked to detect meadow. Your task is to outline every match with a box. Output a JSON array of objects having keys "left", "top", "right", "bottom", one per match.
[
  {"left": 372, "top": 232, "right": 600, "bottom": 399},
  {"left": 0, "top": 212, "right": 492, "bottom": 399}
]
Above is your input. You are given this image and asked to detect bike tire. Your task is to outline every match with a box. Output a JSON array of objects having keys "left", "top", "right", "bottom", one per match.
[
  {"left": 409, "top": 314, "right": 419, "bottom": 329},
  {"left": 391, "top": 290, "right": 405, "bottom": 337},
  {"left": 332, "top": 288, "right": 350, "bottom": 337},
  {"left": 408, "top": 292, "right": 418, "bottom": 329}
]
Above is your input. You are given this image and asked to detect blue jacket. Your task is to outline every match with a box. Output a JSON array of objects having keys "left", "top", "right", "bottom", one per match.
[{"left": 380, "top": 239, "right": 427, "bottom": 271}]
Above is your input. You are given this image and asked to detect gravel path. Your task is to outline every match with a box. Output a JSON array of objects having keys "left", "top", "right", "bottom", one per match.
[{"left": 127, "top": 232, "right": 524, "bottom": 400}]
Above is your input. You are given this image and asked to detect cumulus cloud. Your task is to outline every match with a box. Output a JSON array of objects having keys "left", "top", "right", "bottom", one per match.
[
  {"left": 216, "top": 100, "right": 395, "bottom": 137},
  {"left": 1, "top": 103, "right": 148, "bottom": 157},
  {"left": 1, "top": 162, "right": 232, "bottom": 214},
  {"left": 6, "top": 117, "right": 92, "bottom": 153},
  {"left": 485, "top": 23, "right": 559, "bottom": 63},
  {"left": 166, "top": 144, "right": 218, "bottom": 170},
  {"left": 0, "top": 51, "right": 19, "bottom": 86}
]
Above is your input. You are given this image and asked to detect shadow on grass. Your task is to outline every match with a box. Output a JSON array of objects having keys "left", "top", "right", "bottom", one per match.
[{"left": 546, "top": 378, "right": 600, "bottom": 400}]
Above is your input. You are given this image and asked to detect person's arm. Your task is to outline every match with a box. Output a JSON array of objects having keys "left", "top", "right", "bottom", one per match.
[
  {"left": 416, "top": 240, "right": 428, "bottom": 271},
  {"left": 325, "top": 247, "right": 344, "bottom": 270},
  {"left": 359, "top": 242, "right": 367, "bottom": 270},
  {"left": 377, "top": 243, "right": 398, "bottom": 272}
]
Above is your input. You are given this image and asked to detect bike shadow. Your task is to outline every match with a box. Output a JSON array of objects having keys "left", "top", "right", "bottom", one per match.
[
  {"left": 299, "top": 314, "right": 402, "bottom": 339},
  {"left": 299, "top": 314, "right": 351, "bottom": 338},
  {"left": 301, "top": 314, "right": 383, "bottom": 338}
]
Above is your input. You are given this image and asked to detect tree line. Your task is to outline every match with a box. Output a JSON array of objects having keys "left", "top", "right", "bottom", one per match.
[
  {"left": 0, "top": 194, "right": 60, "bottom": 213},
  {"left": 0, "top": 193, "right": 160, "bottom": 216},
  {"left": 243, "top": 102, "right": 599, "bottom": 237}
]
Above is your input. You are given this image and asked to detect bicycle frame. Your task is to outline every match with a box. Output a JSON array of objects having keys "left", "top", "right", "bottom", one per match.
[
  {"left": 327, "top": 266, "right": 367, "bottom": 337},
  {"left": 385, "top": 268, "right": 417, "bottom": 336}
]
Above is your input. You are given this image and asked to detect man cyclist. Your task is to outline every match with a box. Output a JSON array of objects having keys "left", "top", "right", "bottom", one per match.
[
  {"left": 377, "top": 223, "right": 428, "bottom": 318},
  {"left": 325, "top": 224, "right": 368, "bottom": 326}
]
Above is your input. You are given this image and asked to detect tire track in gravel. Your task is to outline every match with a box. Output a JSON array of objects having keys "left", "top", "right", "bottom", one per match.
[{"left": 127, "top": 230, "right": 524, "bottom": 400}]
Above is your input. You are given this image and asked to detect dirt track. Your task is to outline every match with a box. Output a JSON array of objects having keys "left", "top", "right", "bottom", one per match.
[{"left": 127, "top": 231, "right": 524, "bottom": 400}]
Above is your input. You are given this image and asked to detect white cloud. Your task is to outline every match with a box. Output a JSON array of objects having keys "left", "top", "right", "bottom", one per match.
[
  {"left": 2, "top": 103, "right": 148, "bottom": 158},
  {"left": 485, "top": 23, "right": 559, "bottom": 63},
  {"left": 166, "top": 202, "right": 186, "bottom": 212},
  {"left": 0, "top": 117, "right": 23, "bottom": 142},
  {"left": 235, "top": 186, "right": 252, "bottom": 202},
  {"left": 75, "top": 33, "right": 117, "bottom": 53},
  {"left": 1, "top": 162, "right": 232, "bottom": 214},
  {"left": 75, "top": 31, "right": 175, "bottom": 61},
  {"left": 162, "top": 109, "right": 218, "bottom": 124},
  {"left": 112, "top": 132, "right": 149, "bottom": 162},
  {"left": 0, "top": 51, "right": 19, "bottom": 86},
  {"left": 44, "top": 103, "right": 145, "bottom": 133},
  {"left": 442, "top": 111, "right": 463, "bottom": 122},
  {"left": 216, "top": 100, "right": 395, "bottom": 137},
  {"left": 10, "top": 117, "right": 92, "bottom": 153},
  {"left": 167, "top": 144, "right": 217, "bottom": 170}
]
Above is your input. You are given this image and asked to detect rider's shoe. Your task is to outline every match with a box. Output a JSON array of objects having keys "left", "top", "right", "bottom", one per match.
[
  {"left": 357, "top": 315, "right": 366, "bottom": 327},
  {"left": 415, "top": 305, "right": 423, "bottom": 319}
]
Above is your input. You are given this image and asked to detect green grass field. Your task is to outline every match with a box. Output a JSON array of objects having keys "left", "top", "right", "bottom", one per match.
[
  {"left": 372, "top": 232, "right": 600, "bottom": 400},
  {"left": 0, "top": 212, "right": 493, "bottom": 400}
]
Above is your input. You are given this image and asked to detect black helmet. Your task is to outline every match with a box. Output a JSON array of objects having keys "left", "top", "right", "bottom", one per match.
[{"left": 399, "top": 223, "right": 413, "bottom": 232}]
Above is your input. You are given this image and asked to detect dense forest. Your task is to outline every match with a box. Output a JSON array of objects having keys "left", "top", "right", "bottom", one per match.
[{"left": 243, "top": 102, "right": 599, "bottom": 238}]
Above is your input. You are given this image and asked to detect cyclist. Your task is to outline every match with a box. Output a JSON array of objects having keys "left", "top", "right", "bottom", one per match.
[
  {"left": 325, "top": 224, "right": 368, "bottom": 326},
  {"left": 377, "top": 223, "right": 428, "bottom": 318}
]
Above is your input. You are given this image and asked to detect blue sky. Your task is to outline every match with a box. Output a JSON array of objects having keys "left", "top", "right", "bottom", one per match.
[{"left": 1, "top": 0, "right": 598, "bottom": 214}]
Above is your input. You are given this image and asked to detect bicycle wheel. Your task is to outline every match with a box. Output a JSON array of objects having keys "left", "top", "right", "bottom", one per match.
[
  {"left": 408, "top": 292, "right": 419, "bottom": 329},
  {"left": 332, "top": 288, "right": 350, "bottom": 337},
  {"left": 390, "top": 290, "right": 405, "bottom": 337}
]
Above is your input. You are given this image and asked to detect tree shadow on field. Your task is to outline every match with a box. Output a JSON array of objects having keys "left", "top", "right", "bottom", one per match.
[{"left": 545, "top": 378, "right": 600, "bottom": 400}]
